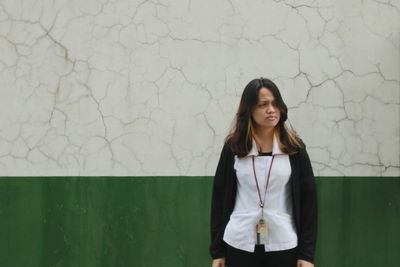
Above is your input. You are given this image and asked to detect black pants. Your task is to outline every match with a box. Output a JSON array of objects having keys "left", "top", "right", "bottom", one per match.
[{"left": 226, "top": 244, "right": 298, "bottom": 267}]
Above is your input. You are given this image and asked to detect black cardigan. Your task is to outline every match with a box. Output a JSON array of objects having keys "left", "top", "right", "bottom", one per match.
[{"left": 209, "top": 141, "right": 318, "bottom": 263}]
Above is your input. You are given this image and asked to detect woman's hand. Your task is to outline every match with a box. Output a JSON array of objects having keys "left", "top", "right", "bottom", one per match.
[
  {"left": 212, "top": 257, "right": 225, "bottom": 267},
  {"left": 297, "top": 259, "right": 314, "bottom": 267}
]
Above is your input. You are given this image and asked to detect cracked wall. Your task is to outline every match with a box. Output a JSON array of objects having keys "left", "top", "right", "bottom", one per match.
[{"left": 0, "top": 0, "right": 398, "bottom": 176}]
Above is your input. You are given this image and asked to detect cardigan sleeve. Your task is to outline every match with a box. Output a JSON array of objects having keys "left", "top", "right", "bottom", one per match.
[
  {"left": 209, "top": 144, "right": 230, "bottom": 259},
  {"left": 297, "top": 144, "right": 318, "bottom": 263}
]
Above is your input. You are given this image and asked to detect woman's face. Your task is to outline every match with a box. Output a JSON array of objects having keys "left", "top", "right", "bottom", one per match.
[{"left": 251, "top": 87, "right": 281, "bottom": 130}]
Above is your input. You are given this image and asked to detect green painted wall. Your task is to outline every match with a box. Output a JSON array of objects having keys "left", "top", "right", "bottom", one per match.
[{"left": 0, "top": 177, "right": 399, "bottom": 267}]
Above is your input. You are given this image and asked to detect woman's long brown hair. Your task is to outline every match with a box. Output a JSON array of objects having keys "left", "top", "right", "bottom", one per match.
[{"left": 225, "top": 78, "right": 302, "bottom": 157}]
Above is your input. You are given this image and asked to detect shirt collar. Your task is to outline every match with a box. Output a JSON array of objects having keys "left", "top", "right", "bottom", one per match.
[{"left": 244, "top": 132, "right": 284, "bottom": 158}]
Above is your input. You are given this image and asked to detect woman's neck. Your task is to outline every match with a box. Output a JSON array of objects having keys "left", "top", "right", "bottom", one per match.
[
  {"left": 254, "top": 127, "right": 274, "bottom": 141},
  {"left": 253, "top": 127, "right": 275, "bottom": 152}
]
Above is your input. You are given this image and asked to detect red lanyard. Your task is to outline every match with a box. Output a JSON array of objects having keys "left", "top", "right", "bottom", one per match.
[
  {"left": 252, "top": 155, "right": 274, "bottom": 209},
  {"left": 251, "top": 153, "right": 286, "bottom": 209}
]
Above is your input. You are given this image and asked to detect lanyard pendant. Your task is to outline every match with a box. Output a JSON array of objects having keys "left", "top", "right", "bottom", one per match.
[
  {"left": 256, "top": 218, "right": 268, "bottom": 234},
  {"left": 256, "top": 218, "right": 268, "bottom": 244}
]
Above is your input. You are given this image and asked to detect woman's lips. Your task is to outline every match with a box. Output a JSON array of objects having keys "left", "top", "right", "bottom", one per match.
[{"left": 267, "top": 116, "right": 276, "bottom": 121}]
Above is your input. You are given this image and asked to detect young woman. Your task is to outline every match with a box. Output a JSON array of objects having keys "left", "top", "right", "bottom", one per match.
[{"left": 209, "top": 78, "right": 317, "bottom": 267}]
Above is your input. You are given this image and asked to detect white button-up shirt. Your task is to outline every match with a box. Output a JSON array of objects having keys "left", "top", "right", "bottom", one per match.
[{"left": 223, "top": 133, "right": 298, "bottom": 252}]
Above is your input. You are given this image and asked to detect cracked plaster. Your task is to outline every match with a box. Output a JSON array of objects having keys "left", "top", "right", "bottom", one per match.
[{"left": 0, "top": 0, "right": 398, "bottom": 176}]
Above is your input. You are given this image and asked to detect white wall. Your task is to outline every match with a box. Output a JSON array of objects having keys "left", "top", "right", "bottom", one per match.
[{"left": 0, "top": 0, "right": 398, "bottom": 176}]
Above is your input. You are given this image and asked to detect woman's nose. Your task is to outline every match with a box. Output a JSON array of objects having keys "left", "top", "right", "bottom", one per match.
[{"left": 267, "top": 104, "right": 275, "bottom": 113}]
